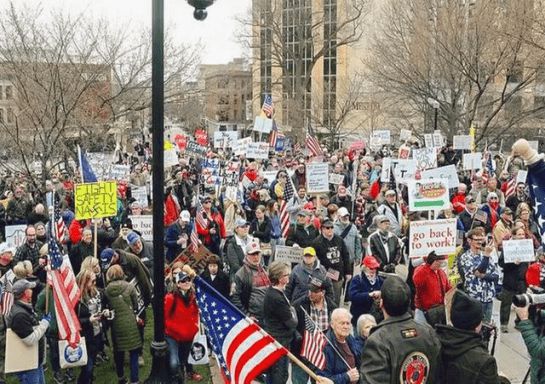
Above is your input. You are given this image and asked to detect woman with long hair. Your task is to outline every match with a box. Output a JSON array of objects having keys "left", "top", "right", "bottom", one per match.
[{"left": 267, "top": 200, "right": 282, "bottom": 256}]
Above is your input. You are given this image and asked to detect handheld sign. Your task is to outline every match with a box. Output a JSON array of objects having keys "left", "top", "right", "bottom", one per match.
[
  {"left": 409, "top": 218, "right": 457, "bottom": 258},
  {"left": 502, "top": 239, "right": 534, "bottom": 263},
  {"left": 75, "top": 181, "right": 117, "bottom": 220},
  {"left": 408, "top": 179, "right": 450, "bottom": 212},
  {"left": 275, "top": 246, "right": 303, "bottom": 264},
  {"left": 306, "top": 163, "right": 329, "bottom": 193}
]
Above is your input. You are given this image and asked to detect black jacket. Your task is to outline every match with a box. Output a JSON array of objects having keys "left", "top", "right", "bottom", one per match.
[
  {"left": 286, "top": 223, "right": 319, "bottom": 248},
  {"left": 312, "top": 234, "right": 352, "bottom": 278},
  {"left": 263, "top": 287, "right": 297, "bottom": 341},
  {"left": 435, "top": 324, "right": 499, "bottom": 384},
  {"left": 250, "top": 216, "right": 272, "bottom": 244},
  {"left": 367, "top": 230, "right": 401, "bottom": 270},
  {"left": 498, "top": 255, "right": 528, "bottom": 293},
  {"left": 8, "top": 300, "right": 48, "bottom": 365},
  {"left": 200, "top": 269, "right": 231, "bottom": 299}
]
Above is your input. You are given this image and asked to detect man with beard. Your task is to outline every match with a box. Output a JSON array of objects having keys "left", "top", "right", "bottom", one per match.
[
  {"left": 506, "top": 182, "right": 531, "bottom": 212},
  {"left": 377, "top": 190, "right": 403, "bottom": 237},
  {"left": 367, "top": 215, "right": 401, "bottom": 272},
  {"left": 492, "top": 207, "right": 513, "bottom": 248},
  {"left": 14, "top": 225, "right": 45, "bottom": 282},
  {"left": 330, "top": 186, "right": 353, "bottom": 215},
  {"left": 69, "top": 228, "right": 94, "bottom": 275}
]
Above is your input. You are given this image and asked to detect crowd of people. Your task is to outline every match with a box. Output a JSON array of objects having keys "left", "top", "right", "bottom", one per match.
[{"left": 0, "top": 135, "right": 544, "bottom": 384}]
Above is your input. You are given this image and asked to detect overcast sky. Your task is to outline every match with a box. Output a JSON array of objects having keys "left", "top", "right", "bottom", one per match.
[{"left": 0, "top": 0, "right": 251, "bottom": 64}]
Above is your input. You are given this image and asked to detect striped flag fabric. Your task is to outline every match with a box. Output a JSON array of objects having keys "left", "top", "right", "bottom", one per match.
[
  {"left": 54, "top": 200, "right": 68, "bottom": 244},
  {"left": 280, "top": 176, "right": 295, "bottom": 238},
  {"left": 269, "top": 120, "right": 278, "bottom": 148},
  {"left": 195, "top": 200, "right": 208, "bottom": 230},
  {"left": 261, "top": 94, "right": 274, "bottom": 118},
  {"left": 49, "top": 236, "right": 81, "bottom": 345},
  {"left": 0, "top": 270, "right": 15, "bottom": 316},
  {"left": 300, "top": 311, "right": 327, "bottom": 370},
  {"left": 190, "top": 219, "right": 199, "bottom": 252},
  {"left": 293, "top": 143, "right": 301, "bottom": 153},
  {"left": 505, "top": 177, "right": 516, "bottom": 199},
  {"left": 195, "top": 276, "right": 287, "bottom": 384},
  {"left": 306, "top": 123, "right": 323, "bottom": 157},
  {"left": 526, "top": 160, "right": 545, "bottom": 246}
]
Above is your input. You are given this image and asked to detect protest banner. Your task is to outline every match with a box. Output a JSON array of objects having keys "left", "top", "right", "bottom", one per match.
[
  {"left": 75, "top": 181, "right": 117, "bottom": 220},
  {"left": 233, "top": 137, "right": 252, "bottom": 156},
  {"left": 453, "top": 135, "right": 472, "bottom": 150},
  {"left": 408, "top": 179, "right": 450, "bottom": 212},
  {"left": 194, "top": 129, "right": 208, "bottom": 146},
  {"left": 502, "top": 239, "right": 534, "bottom": 263},
  {"left": 381, "top": 158, "right": 392, "bottom": 182},
  {"left": 392, "top": 159, "right": 417, "bottom": 184},
  {"left": 5, "top": 224, "right": 27, "bottom": 248},
  {"left": 246, "top": 142, "right": 269, "bottom": 159},
  {"left": 213, "top": 131, "right": 238, "bottom": 149},
  {"left": 166, "top": 244, "right": 214, "bottom": 276},
  {"left": 421, "top": 164, "right": 460, "bottom": 189},
  {"left": 109, "top": 165, "right": 131, "bottom": 180},
  {"left": 261, "top": 171, "right": 278, "bottom": 184},
  {"left": 413, "top": 147, "right": 437, "bottom": 170},
  {"left": 432, "top": 132, "right": 443, "bottom": 148},
  {"left": 424, "top": 134, "right": 433, "bottom": 148},
  {"left": 517, "top": 170, "right": 528, "bottom": 184},
  {"left": 399, "top": 129, "right": 412, "bottom": 142},
  {"left": 253, "top": 116, "right": 273, "bottom": 134},
  {"left": 185, "top": 141, "right": 207, "bottom": 158},
  {"left": 329, "top": 173, "right": 345, "bottom": 185},
  {"left": 129, "top": 215, "right": 153, "bottom": 242},
  {"left": 201, "top": 159, "right": 222, "bottom": 187},
  {"left": 463, "top": 153, "right": 482, "bottom": 170},
  {"left": 306, "top": 162, "right": 329, "bottom": 193},
  {"left": 173, "top": 133, "right": 188, "bottom": 151},
  {"left": 225, "top": 186, "right": 238, "bottom": 202},
  {"left": 132, "top": 186, "right": 148, "bottom": 208},
  {"left": 275, "top": 246, "right": 304, "bottom": 264},
  {"left": 371, "top": 130, "right": 391, "bottom": 145},
  {"left": 275, "top": 135, "right": 285, "bottom": 151},
  {"left": 409, "top": 218, "right": 457, "bottom": 257},
  {"left": 164, "top": 141, "right": 178, "bottom": 167}
]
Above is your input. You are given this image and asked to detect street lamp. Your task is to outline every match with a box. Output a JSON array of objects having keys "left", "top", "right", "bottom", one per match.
[
  {"left": 426, "top": 97, "right": 440, "bottom": 133},
  {"left": 146, "top": 1, "right": 215, "bottom": 383}
]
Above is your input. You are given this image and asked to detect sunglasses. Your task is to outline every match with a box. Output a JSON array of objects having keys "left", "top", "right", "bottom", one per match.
[{"left": 178, "top": 278, "right": 191, "bottom": 283}]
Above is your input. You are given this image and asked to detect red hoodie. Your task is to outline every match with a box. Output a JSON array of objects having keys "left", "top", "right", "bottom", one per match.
[{"left": 164, "top": 291, "right": 199, "bottom": 342}]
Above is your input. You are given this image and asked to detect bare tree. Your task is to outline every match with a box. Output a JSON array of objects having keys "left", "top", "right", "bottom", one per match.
[
  {"left": 0, "top": 2, "right": 200, "bottom": 186},
  {"left": 365, "top": 0, "right": 544, "bottom": 146}
]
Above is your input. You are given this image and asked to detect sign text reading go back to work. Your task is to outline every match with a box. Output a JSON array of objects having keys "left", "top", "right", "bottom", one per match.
[{"left": 75, "top": 181, "right": 117, "bottom": 220}]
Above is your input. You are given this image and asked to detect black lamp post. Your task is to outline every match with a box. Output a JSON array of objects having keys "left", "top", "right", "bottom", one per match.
[
  {"left": 426, "top": 97, "right": 440, "bottom": 134},
  {"left": 145, "top": 1, "right": 214, "bottom": 383}
]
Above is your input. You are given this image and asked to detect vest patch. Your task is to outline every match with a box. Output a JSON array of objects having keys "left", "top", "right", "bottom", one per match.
[{"left": 400, "top": 351, "right": 430, "bottom": 384}]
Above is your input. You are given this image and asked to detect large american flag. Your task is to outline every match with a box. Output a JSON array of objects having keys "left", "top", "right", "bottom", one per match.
[
  {"left": 195, "top": 276, "right": 286, "bottom": 384},
  {"left": 0, "top": 270, "right": 14, "bottom": 316},
  {"left": 306, "top": 123, "right": 323, "bottom": 157},
  {"left": 54, "top": 201, "right": 68, "bottom": 244},
  {"left": 528, "top": 160, "right": 545, "bottom": 246},
  {"left": 49, "top": 236, "right": 81, "bottom": 345},
  {"left": 280, "top": 176, "right": 295, "bottom": 238},
  {"left": 269, "top": 120, "right": 278, "bottom": 149},
  {"left": 300, "top": 310, "right": 326, "bottom": 370},
  {"left": 261, "top": 94, "right": 274, "bottom": 118}
]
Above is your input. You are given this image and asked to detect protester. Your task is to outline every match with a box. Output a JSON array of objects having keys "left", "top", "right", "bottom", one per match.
[
  {"left": 70, "top": 228, "right": 94, "bottom": 276},
  {"left": 285, "top": 246, "right": 333, "bottom": 303},
  {"left": 286, "top": 210, "right": 318, "bottom": 248},
  {"left": 225, "top": 218, "right": 254, "bottom": 281},
  {"left": 367, "top": 215, "right": 401, "bottom": 272},
  {"left": 377, "top": 190, "right": 403, "bottom": 236},
  {"left": 165, "top": 210, "right": 192, "bottom": 262},
  {"left": 334, "top": 207, "right": 363, "bottom": 266},
  {"left": 515, "top": 303, "right": 545, "bottom": 384},
  {"left": 199, "top": 255, "right": 230, "bottom": 299},
  {"left": 349, "top": 255, "right": 384, "bottom": 327}
]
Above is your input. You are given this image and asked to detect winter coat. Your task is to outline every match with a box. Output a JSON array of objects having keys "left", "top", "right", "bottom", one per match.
[
  {"left": 367, "top": 230, "right": 401, "bottom": 270},
  {"left": 225, "top": 234, "right": 254, "bottom": 281},
  {"left": 312, "top": 234, "right": 352, "bottom": 279},
  {"left": 70, "top": 240, "right": 94, "bottom": 276},
  {"left": 413, "top": 263, "right": 451, "bottom": 311},
  {"left": 76, "top": 292, "right": 104, "bottom": 355},
  {"left": 436, "top": 324, "right": 500, "bottom": 384},
  {"left": 349, "top": 273, "right": 384, "bottom": 326},
  {"left": 231, "top": 262, "right": 270, "bottom": 321},
  {"left": 104, "top": 279, "right": 142, "bottom": 352},
  {"left": 164, "top": 194, "right": 180, "bottom": 227},
  {"left": 200, "top": 268, "right": 231, "bottom": 299},
  {"left": 286, "top": 223, "right": 318, "bottom": 248},
  {"left": 457, "top": 209, "right": 486, "bottom": 233},
  {"left": 249, "top": 216, "right": 272, "bottom": 244},
  {"left": 35, "top": 287, "right": 58, "bottom": 337},
  {"left": 262, "top": 287, "right": 297, "bottom": 340},
  {"left": 285, "top": 259, "right": 334, "bottom": 303},
  {"left": 377, "top": 202, "right": 403, "bottom": 236},
  {"left": 334, "top": 220, "right": 363, "bottom": 264},
  {"left": 319, "top": 329, "right": 361, "bottom": 384},
  {"left": 329, "top": 195, "right": 353, "bottom": 215},
  {"left": 165, "top": 221, "right": 192, "bottom": 262},
  {"left": 164, "top": 290, "right": 199, "bottom": 343},
  {"left": 498, "top": 253, "right": 528, "bottom": 293},
  {"left": 516, "top": 319, "right": 545, "bottom": 384}
]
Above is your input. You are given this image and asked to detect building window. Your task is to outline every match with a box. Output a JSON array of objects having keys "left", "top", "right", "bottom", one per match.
[
  {"left": 0, "top": 86, "right": 3, "bottom": 100},
  {"left": 6, "top": 108, "right": 13, "bottom": 124},
  {"left": 507, "top": 61, "right": 523, "bottom": 83},
  {"left": 5, "top": 86, "right": 13, "bottom": 100},
  {"left": 0, "top": 109, "right": 4, "bottom": 124}
]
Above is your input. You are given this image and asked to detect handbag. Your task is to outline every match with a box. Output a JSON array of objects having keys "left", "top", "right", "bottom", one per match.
[
  {"left": 5, "top": 329, "right": 38, "bottom": 373},
  {"left": 187, "top": 323, "right": 209, "bottom": 365},
  {"left": 58, "top": 337, "right": 88, "bottom": 368}
]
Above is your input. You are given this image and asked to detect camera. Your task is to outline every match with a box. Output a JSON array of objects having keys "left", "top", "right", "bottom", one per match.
[
  {"left": 513, "top": 287, "right": 545, "bottom": 307},
  {"left": 188, "top": 0, "right": 215, "bottom": 21}
]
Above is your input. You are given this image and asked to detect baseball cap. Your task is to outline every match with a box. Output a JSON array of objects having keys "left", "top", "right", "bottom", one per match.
[
  {"left": 373, "top": 215, "right": 389, "bottom": 225},
  {"left": 0, "top": 242, "right": 15, "bottom": 255},
  {"left": 309, "top": 277, "right": 325, "bottom": 292},
  {"left": 12, "top": 279, "right": 36, "bottom": 298},
  {"left": 362, "top": 255, "right": 380, "bottom": 269},
  {"left": 426, "top": 251, "right": 447, "bottom": 265},
  {"left": 297, "top": 210, "right": 310, "bottom": 217},
  {"left": 322, "top": 219, "right": 334, "bottom": 228},
  {"left": 246, "top": 241, "right": 261, "bottom": 254},
  {"left": 235, "top": 218, "right": 249, "bottom": 228},
  {"left": 100, "top": 248, "right": 116, "bottom": 269},
  {"left": 127, "top": 232, "right": 140, "bottom": 246},
  {"left": 385, "top": 189, "right": 396, "bottom": 196},
  {"left": 180, "top": 210, "right": 191, "bottom": 222},
  {"left": 337, "top": 207, "right": 349, "bottom": 217},
  {"left": 303, "top": 247, "right": 316, "bottom": 257},
  {"left": 500, "top": 207, "right": 513, "bottom": 215},
  {"left": 175, "top": 271, "right": 191, "bottom": 284}
]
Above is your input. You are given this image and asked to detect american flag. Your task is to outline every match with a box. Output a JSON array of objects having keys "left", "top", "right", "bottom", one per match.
[
  {"left": 280, "top": 175, "right": 295, "bottom": 238},
  {"left": 54, "top": 201, "right": 68, "bottom": 244},
  {"left": 196, "top": 200, "right": 208, "bottom": 230},
  {"left": 527, "top": 160, "right": 545, "bottom": 246},
  {"left": 190, "top": 219, "right": 199, "bottom": 252},
  {"left": 306, "top": 123, "right": 323, "bottom": 157},
  {"left": 269, "top": 120, "right": 278, "bottom": 148},
  {"left": 505, "top": 177, "right": 517, "bottom": 199},
  {"left": 261, "top": 94, "right": 274, "bottom": 118},
  {"left": 48, "top": 236, "right": 81, "bottom": 345},
  {"left": 0, "top": 270, "right": 14, "bottom": 316},
  {"left": 195, "top": 276, "right": 286, "bottom": 384},
  {"left": 300, "top": 310, "right": 327, "bottom": 370},
  {"left": 293, "top": 143, "right": 301, "bottom": 153}
]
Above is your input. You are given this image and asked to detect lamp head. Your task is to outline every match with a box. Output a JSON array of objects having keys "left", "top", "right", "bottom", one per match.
[{"left": 188, "top": 0, "right": 215, "bottom": 21}]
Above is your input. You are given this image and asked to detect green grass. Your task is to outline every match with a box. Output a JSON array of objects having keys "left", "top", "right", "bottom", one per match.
[{"left": 6, "top": 308, "right": 213, "bottom": 383}]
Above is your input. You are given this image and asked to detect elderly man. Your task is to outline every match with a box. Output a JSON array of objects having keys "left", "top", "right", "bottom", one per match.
[
  {"left": 286, "top": 247, "right": 334, "bottom": 303},
  {"left": 367, "top": 215, "right": 401, "bottom": 272},
  {"left": 320, "top": 308, "right": 360, "bottom": 383},
  {"left": 125, "top": 231, "right": 154, "bottom": 277},
  {"left": 451, "top": 183, "right": 467, "bottom": 214},
  {"left": 334, "top": 207, "right": 363, "bottom": 266},
  {"left": 225, "top": 218, "right": 255, "bottom": 282},
  {"left": 69, "top": 228, "right": 94, "bottom": 275},
  {"left": 377, "top": 190, "right": 403, "bottom": 236},
  {"left": 165, "top": 210, "right": 192, "bottom": 262}
]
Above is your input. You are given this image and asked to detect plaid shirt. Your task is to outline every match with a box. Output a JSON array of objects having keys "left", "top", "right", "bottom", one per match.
[{"left": 310, "top": 300, "right": 329, "bottom": 332}]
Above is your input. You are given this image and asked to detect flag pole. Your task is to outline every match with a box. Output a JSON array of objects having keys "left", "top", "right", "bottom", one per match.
[{"left": 93, "top": 220, "right": 98, "bottom": 259}]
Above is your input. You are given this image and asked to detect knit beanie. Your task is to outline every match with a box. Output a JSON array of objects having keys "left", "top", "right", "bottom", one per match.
[{"left": 450, "top": 290, "right": 483, "bottom": 330}]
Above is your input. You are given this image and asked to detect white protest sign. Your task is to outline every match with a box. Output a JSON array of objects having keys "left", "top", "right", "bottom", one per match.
[
  {"left": 502, "top": 239, "right": 534, "bottom": 263},
  {"left": 381, "top": 158, "right": 392, "bottom": 182},
  {"left": 129, "top": 215, "right": 153, "bottom": 242},
  {"left": 453, "top": 135, "right": 472, "bottom": 150},
  {"left": 424, "top": 134, "right": 433, "bottom": 148},
  {"left": 517, "top": 170, "right": 528, "bottom": 184},
  {"left": 225, "top": 186, "right": 238, "bottom": 202},
  {"left": 132, "top": 186, "right": 148, "bottom": 208},
  {"left": 408, "top": 179, "right": 450, "bottom": 212},
  {"left": 306, "top": 163, "right": 329, "bottom": 193},
  {"left": 164, "top": 148, "right": 179, "bottom": 167},
  {"left": 275, "top": 245, "right": 303, "bottom": 264},
  {"left": 372, "top": 130, "right": 391, "bottom": 145},
  {"left": 213, "top": 131, "right": 238, "bottom": 149},
  {"left": 234, "top": 137, "right": 252, "bottom": 156},
  {"left": 329, "top": 173, "right": 345, "bottom": 185},
  {"left": 253, "top": 116, "right": 273, "bottom": 134},
  {"left": 261, "top": 171, "right": 278, "bottom": 183},
  {"left": 413, "top": 148, "right": 437, "bottom": 170},
  {"left": 110, "top": 165, "right": 131, "bottom": 180},
  {"left": 392, "top": 159, "right": 417, "bottom": 184},
  {"left": 463, "top": 153, "right": 483, "bottom": 170},
  {"left": 5, "top": 225, "right": 27, "bottom": 248},
  {"left": 400, "top": 129, "right": 412, "bottom": 142},
  {"left": 421, "top": 164, "right": 460, "bottom": 189},
  {"left": 432, "top": 132, "right": 443, "bottom": 148},
  {"left": 246, "top": 142, "right": 269, "bottom": 159},
  {"left": 409, "top": 218, "right": 457, "bottom": 257},
  {"left": 87, "top": 152, "right": 113, "bottom": 180}
]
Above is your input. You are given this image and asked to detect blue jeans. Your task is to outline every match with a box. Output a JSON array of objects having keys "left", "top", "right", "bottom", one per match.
[
  {"left": 113, "top": 349, "right": 139, "bottom": 383},
  {"left": 482, "top": 301, "right": 493, "bottom": 324},
  {"left": 78, "top": 333, "right": 101, "bottom": 384},
  {"left": 16, "top": 367, "right": 45, "bottom": 384},
  {"left": 165, "top": 336, "right": 193, "bottom": 376},
  {"left": 292, "top": 363, "right": 314, "bottom": 384},
  {"left": 414, "top": 309, "right": 428, "bottom": 325}
]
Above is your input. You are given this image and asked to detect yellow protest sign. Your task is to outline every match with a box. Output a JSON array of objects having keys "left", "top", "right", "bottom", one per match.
[{"left": 75, "top": 181, "right": 117, "bottom": 220}]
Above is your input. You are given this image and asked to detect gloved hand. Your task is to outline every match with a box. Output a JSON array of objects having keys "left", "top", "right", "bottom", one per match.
[{"left": 42, "top": 313, "right": 52, "bottom": 323}]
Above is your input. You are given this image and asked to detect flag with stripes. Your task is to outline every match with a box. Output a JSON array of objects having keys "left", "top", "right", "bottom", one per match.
[
  {"left": 293, "top": 143, "right": 301, "bottom": 153},
  {"left": 190, "top": 219, "right": 199, "bottom": 252},
  {"left": 49, "top": 236, "right": 81, "bottom": 345},
  {"left": 280, "top": 176, "right": 295, "bottom": 238},
  {"left": 269, "top": 120, "right": 278, "bottom": 148},
  {"left": 261, "top": 94, "right": 274, "bottom": 118},
  {"left": 0, "top": 270, "right": 15, "bottom": 316},
  {"left": 306, "top": 123, "right": 323, "bottom": 157},
  {"left": 300, "top": 311, "right": 327, "bottom": 370},
  {"left": 196, "top": 200, "right": 208, "bottom": 230},
  {"left": 505, "top": 177, "right": 517, "bottom": 199},
  {"left": 54, "top": 200, "right": 68, "bottom": 244},
  {"left": 195, "top": 276, "right": 287, "bottom": 384},
  {"left": 526, "top": 159, "right": 545, "bottom": 246}
]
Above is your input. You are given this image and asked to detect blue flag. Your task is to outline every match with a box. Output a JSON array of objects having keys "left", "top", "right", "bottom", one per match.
[{"left": 77, "top": 145, "right": 98, "bottom": 182}]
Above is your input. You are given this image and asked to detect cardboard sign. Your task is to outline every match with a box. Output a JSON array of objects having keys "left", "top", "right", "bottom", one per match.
[
  {"left": 517, "top": 170, "right": 528, "bottom": 184},
  {"left": 261, "top": 171, "right": 278, "bottom": 184},
  {"left": 194, "top": 129, "right": 208, "bottom": 146},
  {"left": 371, "top": 130, "right": 391, "bottom": 145},
  {"left": 253, "top": 116, "right": 273, "bottom": 134},
  {"left": 5, "top": 225, "right": 27, "bottom": 248},
  {"left": 413, "top": 147, "right": 437, "bottom": 170},
  {"left": 246, "top": 142, "right": 269, "bottom": 159},
  {"left": 408, "top": 179, "right": 450, "bottom": 212},
  {"left": 329, "top": 173, "right": 345, "bottom": 185},
  {"left": 424, "top": 134, "right": 433, "bottom": 148},
  {"left": 132, "top": 187, "right": 148, "bottom": 208},
  {"left": 432, "top": 132, "right": 443, "bottom": 148},
  {"left": 306, "top": 162, "right": 329, "bottom": 193},
  {"left": 5, "top": 329, "right": 38, "bottom": 373},
  {"left": 185, "top": 141, "right": 207, "bottom": 157},
  {"left": 75, "top": 181, "right": 117, "bottom": 219},
  {"left": 225, "top": 186, "right": 238, "bottom": 202},
  {"left": 130, "top": 215, "right": 153, "bottom": 242},
  {"left": 502, "top": 239, "right": 534, "bottom": 263},
  {"left": 110, "top": 165, "right": 131, "bottom": 180},
  {"left": 275, "top": 245, "right": 303, "bottom": 264},
  {"left": 463, "top": 153, "right": 482, "bottom": 170},
  {"left": 392, "top": 159, "right": 417, "bottom": 184},
  {"left": 233, "top": 137, "right": 252, "bottom": 156},
  {"left": 166, "top": 244, "right": 215, "bottom": 276},
  {"left": 453, "top": 135, "right": 472, "bottom": 150},
  {"left": 421, "top": 165, "right": 460, "bottom": 189},
  {"left": 381, "top": 158, "right": 392, "bottom": 182},
  {"left": 473, "top": 210, "right": 488, "bottom": 225},
  {"left": 400, "top": 129, "right": 412, "bottom": 142},
  {"left": 213, "top": 131, "right": 238, "bottom": 149},
  {"left": 409, "top": 218, "right": 457, "bottom": 257},
  {"left": 164, "top": 147, "right": 179, "bottom": 168}
]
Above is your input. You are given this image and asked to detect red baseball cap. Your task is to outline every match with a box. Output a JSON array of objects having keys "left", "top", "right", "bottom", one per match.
[{"left": 362, "top": 255, "right": 380, "bottom": 269}]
